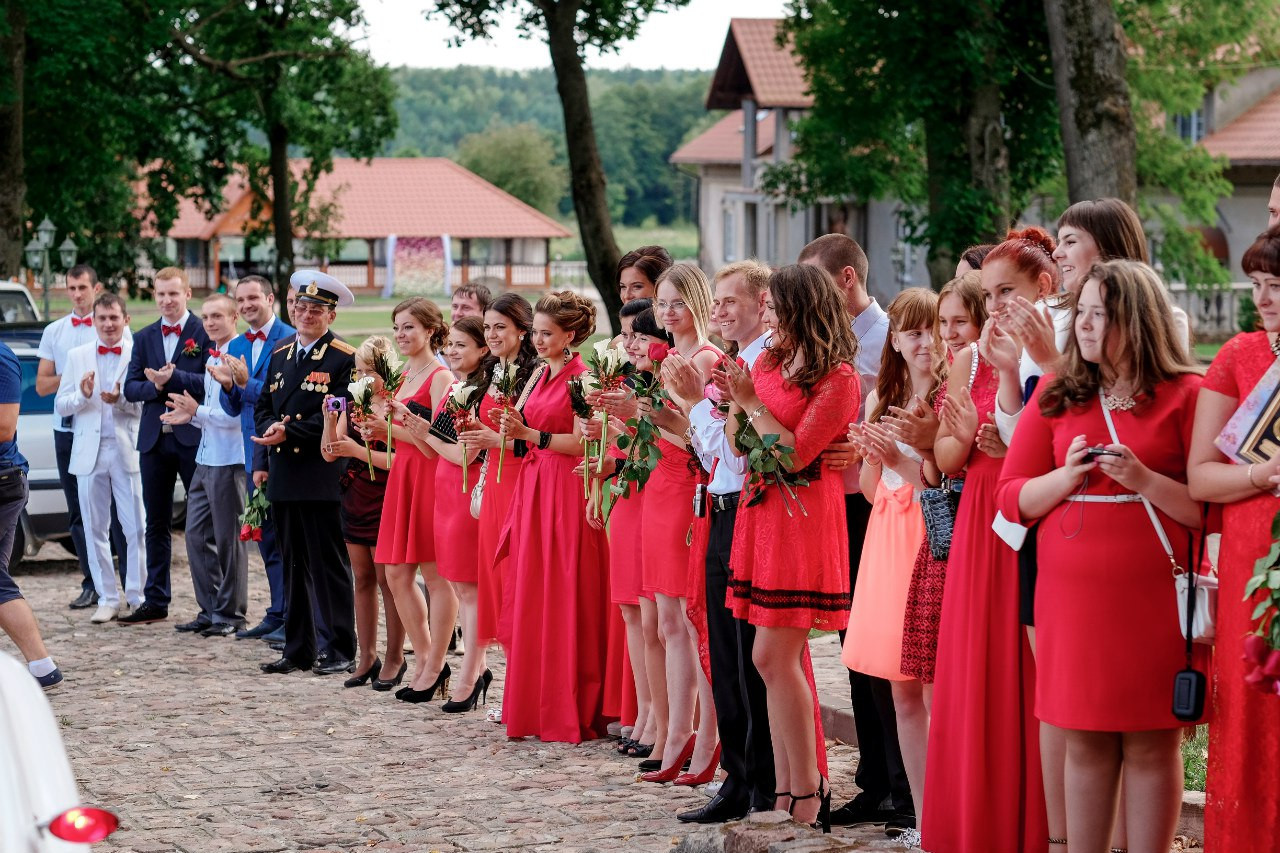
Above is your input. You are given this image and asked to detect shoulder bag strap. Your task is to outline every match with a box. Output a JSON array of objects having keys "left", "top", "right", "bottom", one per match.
[
  {"left": 514, "top": 363, "right": 547, "bottom": 412},
  {"left": 1100, "top": 403, "right": 1179, "bottom": 574}
]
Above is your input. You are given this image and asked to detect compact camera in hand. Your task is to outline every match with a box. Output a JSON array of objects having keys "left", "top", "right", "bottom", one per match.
[
  {"left": 324, "top": 397, "right": 346, "bottom": 413},
  {"left": 1083, "top": 445, "right": 1122, "bottom": 462}
]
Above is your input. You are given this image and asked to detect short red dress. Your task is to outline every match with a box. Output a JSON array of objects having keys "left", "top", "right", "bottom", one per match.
[
  {"left": 499, "top": 354, "right": 612, "bottom": 743},
  {"left": 727, "top": 357, "right": 858, "bottom": 631},
  {"left": 607, "top": 442, "right": 646, "bottom": 604},
  {"left": 374, "top": 367, "right": 447, "bottom": 565},
  {"left": 1202, "top": 332, "right": 1280, "bottom": 850},
  {"left": 642, "top": 344, "right": 721, "bottom": 599},
  {"left": 996, "top": 374, "right": 1203, "bottom": 730},
  {"left": 475, "top": 384, "right": 528, "bottom": 646},
  {"left": 433, "top": 450, "right": 481, "bottom": 584}
]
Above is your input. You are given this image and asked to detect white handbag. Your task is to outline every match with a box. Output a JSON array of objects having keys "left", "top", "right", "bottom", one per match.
[{"left": 1101, "top": 405, "right": 1216, "bottom": 644}]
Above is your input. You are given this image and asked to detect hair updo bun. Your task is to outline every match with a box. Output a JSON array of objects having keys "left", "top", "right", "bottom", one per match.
[
  {"left": 535, "top": 290, "right": 597, "bottom": 346},
  {"left": 984, "top": 225, "right": 1061, "bottom": 296}
]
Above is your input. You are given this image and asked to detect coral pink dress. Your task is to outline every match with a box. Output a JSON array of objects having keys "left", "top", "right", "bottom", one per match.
[
  {"left": 728, "top": 357, "right": 858, "bottom": 631},
  {"left": 643, "top": 343, "right": 721, "bottom": 598},
  {"left": 922, "top": 357, "right": 1046, "bottom": 853},
  {"left": 1202, "top": 332, "right": 1280, "bottom": 849},
  {"left": 843, "top": 440, "right": 923, "bottom": 681},
  {"left": 433, "top": 449, "right": 481, "bottom": 583},
  {"left": 996, "top": 374, "right": 1203, "bottom": 730},
  {"left": 476, "top": 384, "right": 527, "bottom": 646},
  {"left": 374, "top": 368, "right": 448, "bottom": 565},
  {"left": 500, "top": 355, "right": 612, "bottom": 743}
]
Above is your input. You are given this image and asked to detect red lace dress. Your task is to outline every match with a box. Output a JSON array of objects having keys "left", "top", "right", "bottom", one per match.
[
  {"left": 901, "top": 349, "right": 994, "bottom": 683},
  {"left": 728, "top": 358, "right": 858, "bottom": 629},
  {"left": 1203, "top": 332, "right": 1280, "bottom": 849},
  {"left": 475, "top": 382, "right": 527, "bottom": 646},
  {"left": 374, "top": 367, "right": 448, "bottom": 565},
  {"left": 498, "top": 355, "right": 612, "bottom": 743}
]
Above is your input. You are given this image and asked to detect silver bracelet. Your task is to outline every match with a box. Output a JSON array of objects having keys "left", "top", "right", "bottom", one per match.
[{"left": 746, "top": 403, "right": 768, "bottom": 427}]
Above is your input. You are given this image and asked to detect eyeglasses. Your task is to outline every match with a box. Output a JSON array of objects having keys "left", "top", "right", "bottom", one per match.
[
  {"left": 293, "top": 303, "right": 330, "bottom": 316},
  {"left": 656, "top": 300, "right": 688, "bottom": 313}
]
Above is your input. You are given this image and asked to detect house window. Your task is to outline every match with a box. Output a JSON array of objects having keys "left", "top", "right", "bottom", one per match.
[
  {"left": 1172, "top": 109, "right": 1206, "bottom": 143},
  {"left": 722, "top": 207, "right": 737, "bottom": 263}
]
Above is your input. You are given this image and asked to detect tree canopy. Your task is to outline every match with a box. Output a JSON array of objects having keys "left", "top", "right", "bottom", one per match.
[{"left": 456, "top": 122, "right": 566, "bottom": 214}]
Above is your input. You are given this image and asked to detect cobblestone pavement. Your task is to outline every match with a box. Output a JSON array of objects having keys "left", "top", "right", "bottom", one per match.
[{"left": 6, "top": 540, "right": 898, "bottom": 853}]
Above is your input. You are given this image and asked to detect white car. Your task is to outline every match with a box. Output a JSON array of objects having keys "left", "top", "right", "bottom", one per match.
[{"left": 0, "top": 651, "right": 118, "bottom": 851}]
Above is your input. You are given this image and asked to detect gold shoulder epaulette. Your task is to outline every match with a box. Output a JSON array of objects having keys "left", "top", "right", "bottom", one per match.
[
  {"left": 273, "top": 342, "right": 292, "bottom": 354},
  {"left": 330, "top": 339, "right": 356, "bottom": 355}
]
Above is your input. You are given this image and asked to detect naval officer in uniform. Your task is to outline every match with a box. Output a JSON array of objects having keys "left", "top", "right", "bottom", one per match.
[{"left": 254, "top": 271, "right": 357, "bottom": 676}]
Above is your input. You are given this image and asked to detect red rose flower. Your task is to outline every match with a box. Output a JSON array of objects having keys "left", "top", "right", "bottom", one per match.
[
  {"left": 239, "top": 523, "right": 252, "bottom": 542},
  {"left": 1244, "top": 633, "right": 1269, "bottom": 665},
  {"left": 184, "top": 338, "right": 195, "bottom": 348},
  {"left": 647, "top": 342, "right": 670, "bottom": 363},
  {"left": 251, "top": 528, "right": 263, "bottom": 542}
]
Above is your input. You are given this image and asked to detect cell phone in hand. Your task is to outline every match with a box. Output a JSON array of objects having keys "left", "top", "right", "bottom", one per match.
[{"left": 1083, "top": 446, "right": 1123, "bottom": 462}]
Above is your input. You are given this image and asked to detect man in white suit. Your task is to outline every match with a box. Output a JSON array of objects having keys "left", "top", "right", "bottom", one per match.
[{"left": 54, "top": 293, "right": 146, "bottom": 624}]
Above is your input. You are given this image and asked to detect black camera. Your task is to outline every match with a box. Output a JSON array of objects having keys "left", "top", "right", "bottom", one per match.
[
  {"left": 1083, "top": 445, "right": 1122, "bottom": 462},
  {"left": 1172, "top": 667, "right": 1206, "bottom": 722},
  {"left": 324, "top": 397, "right": 346, "bottom": 413}
]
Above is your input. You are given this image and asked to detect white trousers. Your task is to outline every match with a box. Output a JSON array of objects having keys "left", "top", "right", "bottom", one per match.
[{"left": 77, "top": 439, "right": 146, "bottom": 607}]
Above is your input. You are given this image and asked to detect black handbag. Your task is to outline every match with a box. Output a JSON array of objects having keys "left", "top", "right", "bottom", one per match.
[{"left": 920, "top": 476, "right": 963, "bottom": 560}]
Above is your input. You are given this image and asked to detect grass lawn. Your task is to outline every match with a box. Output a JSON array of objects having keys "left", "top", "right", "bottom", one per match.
[
  {"left": 1183, "top": 725, "right": 1208, "bottom": 791},
  {"left": 551, "top": 221, "right": 699, "bottom": 261}
]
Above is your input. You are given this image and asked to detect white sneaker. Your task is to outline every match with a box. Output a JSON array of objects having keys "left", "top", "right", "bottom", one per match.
[
  {"left": 486, "top": 705, "right": 502, "bottom": 723},
  {"left": 899, "top": 828, "right": 922, "bottom": 849},
  {"left": 90, "top": 603, "right": 119, "bottom": 624}
]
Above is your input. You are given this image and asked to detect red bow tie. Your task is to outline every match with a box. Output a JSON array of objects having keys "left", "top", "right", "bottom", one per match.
[
  {"left": 98, "top": 345, "right": 121, "bottom": 356},
  {"left": 208, "top": 349, "right": 221, "bottom": 359},
  {"left": 245, "top": 330, "right": 267, "bottom": 342},
  {"left": 71, "top": 316, "right": 93, "bottom": 328},
  {"left": 162, "top": 324, "right": 182, "bottom": 336}
]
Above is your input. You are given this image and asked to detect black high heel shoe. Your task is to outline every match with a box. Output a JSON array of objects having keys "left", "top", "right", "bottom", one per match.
[
  {"left": 395, "top": 662, "right": 451, "bottom": 703},
  {"left": 441, "top": 669, "right": 492, "bottom": 713},
  {"left": 788, "top": 778, "right": 830, "bottom": 834},
  {"left": 343, "top": 657, "right": 381, "bottom": 689},
  {"left": 371, "top": 660, "right": 407, "bottom": 692}
]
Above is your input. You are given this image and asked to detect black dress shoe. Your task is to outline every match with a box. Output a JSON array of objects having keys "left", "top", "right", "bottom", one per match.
[
  {"left": 884, "top": 810, "right": 917, "bottom": 839},
  {"left": 260, "top": 657, "right": 301, "bottom": 674},
  {"left": 828, "top": 797, "right": 893, "bottom": 827},
  {"left": 118, "top": 602, "right": 168, "bottom": 624},
  {"left": 313, "top": 657, "right": 355, "bottom": 676},
  {"left": 175, "top": 618, "right": 213, "bottom": 633},
  {"left": 677, "top": 794, "right": 749, "bottom": 824},
  {"left": 268, "top": 640, "right": 285, "bottom": 652},
  {"left": 236, "top": 620, "right": 281, "bottom": 640},
  {"left": 69, "top": 589, "right": 98, "bottom": 609},
  {"left": 200, "top": 622, "right": 240, "bottom": 637}
]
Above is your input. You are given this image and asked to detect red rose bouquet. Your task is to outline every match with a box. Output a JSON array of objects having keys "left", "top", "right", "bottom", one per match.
[
  {"left": 238, "top": 487, "right": 269, "bottom": 542},
  {"left": 1243, "top": 509, "right": 1280, "bottom": 696}
]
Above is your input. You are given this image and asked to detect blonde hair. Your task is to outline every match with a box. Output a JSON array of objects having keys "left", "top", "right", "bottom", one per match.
[
  {"left": 355, "top": 334, "right": 394, "bottom": 368},
  {"left": 655, "top": 262, "right": 715, "bottom": 342},
  {"left": 713, "top": 259, "right": 772, "bottom": 297}
]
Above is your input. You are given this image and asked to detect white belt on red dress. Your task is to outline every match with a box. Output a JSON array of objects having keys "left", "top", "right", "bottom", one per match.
[{"left": 1064, "top": 493, "right": 1142, "bottom": 503}]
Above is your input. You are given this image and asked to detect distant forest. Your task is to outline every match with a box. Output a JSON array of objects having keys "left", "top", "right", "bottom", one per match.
[{"left": 384, "top": 67, "right": 719, "bottom": 226}]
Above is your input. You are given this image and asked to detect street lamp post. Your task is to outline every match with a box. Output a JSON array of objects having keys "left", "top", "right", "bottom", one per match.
[{"left": 24, "top": 217, "right": 78, "bottom": 321}]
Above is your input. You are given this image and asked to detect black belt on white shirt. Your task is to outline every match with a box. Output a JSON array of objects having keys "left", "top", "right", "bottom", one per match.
[{"left": 710, "top": 492, "right": 739, "bottom": 513}]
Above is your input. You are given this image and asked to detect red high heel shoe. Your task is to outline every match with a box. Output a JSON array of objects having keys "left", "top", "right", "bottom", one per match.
[
  {"left": 673, "top": 742, "right": 721, "bottom": 786},
  {"left": 639, "top": 734, "right": 696, "bottom": 783}
]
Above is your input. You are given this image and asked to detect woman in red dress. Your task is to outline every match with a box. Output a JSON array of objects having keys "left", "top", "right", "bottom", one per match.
[
  {"left": 637, "top": 263, "right": 722, "bottom": 783},
  {"left": 403, "top": 316, "right": 491, "bottom": 712},
  {"left": 320, "top": 336, "right": 406, "bottom": 691},
  {"left": 370, "top": 298, "right": 456, "bottom": 702},
  {"left": 719, "top": 263, "right": 859, "bottom": 830},
  {"left": 923, "top": 229, "right": 1057, "bottom": 853},
  {"left": 457, "top": 293, "right": 543, "bottom": 723},
  {"left": 1189, "top": 226, "right": 1280, "bottom": 852},
  {"left": 496, "top": 291, "right": 612, "bottom": 742},
  {"left": 998, "top": 260, "right": 1203, "bottom": 853}
]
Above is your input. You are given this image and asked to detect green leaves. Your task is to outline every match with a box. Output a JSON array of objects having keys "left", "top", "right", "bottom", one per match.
[
  {"left": 733, "top": 411, "right": 808, "bottom": 517},
  {"left": 1245, "top": 510, "right": 1280, "bottom": 646}
]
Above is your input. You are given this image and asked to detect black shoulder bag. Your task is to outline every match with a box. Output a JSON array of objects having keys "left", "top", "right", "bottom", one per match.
[{"left": 1172, "top": 503, "right": 1209, "bottom": 722}]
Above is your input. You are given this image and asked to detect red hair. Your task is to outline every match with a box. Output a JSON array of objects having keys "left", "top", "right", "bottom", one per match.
[{"left": 984, "top": 226, "right": 1061, "bottom": 297}]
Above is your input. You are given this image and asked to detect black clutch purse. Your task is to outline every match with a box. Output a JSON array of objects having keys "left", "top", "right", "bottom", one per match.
[{"left": 429, "top": 409, "right": 459, "bottom": 444}]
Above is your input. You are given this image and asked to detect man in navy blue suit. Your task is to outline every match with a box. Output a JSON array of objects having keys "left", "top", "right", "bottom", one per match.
[
  {"left": 120, "top": 267, "right": 211, "bottom": 624},
  {"left": 212, "top": 275, "right": 294, "bottom": 640}
]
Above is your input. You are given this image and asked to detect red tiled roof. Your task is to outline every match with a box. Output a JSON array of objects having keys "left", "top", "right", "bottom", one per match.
[
  {"left": 707, "top": 19, "right": 812, "bottom": 111},
  {"left": 1201, "top": 87, "right": 1280, "bottom": 165},
  {"left": 164, "top": 158, "right": 571, "bottom": 241},
  {"left": 670, "top": 110, "right": 776, "bottom": 166}
]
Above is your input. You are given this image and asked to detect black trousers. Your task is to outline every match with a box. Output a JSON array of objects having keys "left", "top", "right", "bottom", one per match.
[
  {"left": 842, "top": 492, "right": 913, "bottom": 813},
  {"left": 138, "top": 432, "right": 197, "bottom": 609},
  {"left": 705, "top": 500, "right": 774, "bottom": 810},
  {"left": 274, "top": 500, "right": 356, "bottom": 668}
]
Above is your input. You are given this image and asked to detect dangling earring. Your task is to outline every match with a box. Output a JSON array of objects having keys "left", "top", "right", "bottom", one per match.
[{"left": 563, "top": 345, "right": 571, "bottom": 359}]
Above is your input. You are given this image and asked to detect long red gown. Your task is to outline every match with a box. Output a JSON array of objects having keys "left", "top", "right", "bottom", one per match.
[
  {"left": 922, "top": 355, "right": 1047, "bottom": 853},
  {"left": 996, "top": 375, "right": 1203, "bottom": 730},
  {"left": 499, "top": 355, "right": 612, "bottom": 743},
  {"left": 1203, "top": 332, "right": 1280, "bottom": 850},
  {"left": 475, "top": 388, "right": 526, "bottom": 646},
  {"left": 374, "top": 368, "right": 448, "bottom": 565}
]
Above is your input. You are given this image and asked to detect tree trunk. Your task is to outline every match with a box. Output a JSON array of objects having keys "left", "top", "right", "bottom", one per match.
[
  {"left": 544, "top": 4, "right": 622, "bottom": 334},
  {"left": 1044, "top": 0, "right": 1137, "bottom": 205},
  {"left": 268, "top": 118, "right": 294, "bottom": 323},
  {"left": 0, "top": 2, "right": 24, "bottom": 280}
]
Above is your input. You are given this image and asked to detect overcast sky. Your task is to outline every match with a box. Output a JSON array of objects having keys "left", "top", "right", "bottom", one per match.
[{"left": 359, "top": 0, "right": 791, "bottom": 71}]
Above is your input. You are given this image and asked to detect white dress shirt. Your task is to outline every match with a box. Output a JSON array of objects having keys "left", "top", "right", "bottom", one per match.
[
  {"left": 38, "top": 313, "right": 132, "bottom": 432},
  {"left": 193, "top": 347, "right": 251, "bottom": 467},
  {"left": 161, "top": 311, "right": 192, "bottom": 361},
  {"left": 93, "top": 342, "right": 125, "bottom": 439},
  {"left": 844, "top": 299, "right": 889, "bottom": 494},
  {"left": 689, "top": 334, "right": 770, "bottom": 496},
  {"left": 995, "top": 299, "right": 1073, "bottom": 444},
  {"left": 247, "top": 315, "right": 276, "bottom": 367}
]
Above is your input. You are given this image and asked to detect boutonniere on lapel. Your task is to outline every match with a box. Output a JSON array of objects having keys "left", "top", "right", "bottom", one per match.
[
  {"left": 182, "top": 338, "right": 201, "bottom": 358},
  {"left": 302, "top": 371, "right": 331, "bottom": 393}
]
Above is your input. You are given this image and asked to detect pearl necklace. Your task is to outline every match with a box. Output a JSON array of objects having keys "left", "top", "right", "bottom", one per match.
[{"left": 1271, "top": 333, "right": 1280, "bottom": 358}]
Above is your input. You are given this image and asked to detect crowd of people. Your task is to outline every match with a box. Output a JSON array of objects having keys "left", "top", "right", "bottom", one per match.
[{"left": 1, "top": 181, "right": 1279, "bottom": 853}]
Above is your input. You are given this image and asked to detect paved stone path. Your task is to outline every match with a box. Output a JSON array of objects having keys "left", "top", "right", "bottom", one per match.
[{"left": 6, "top": 540, "right": 903, "bottom": 853}]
